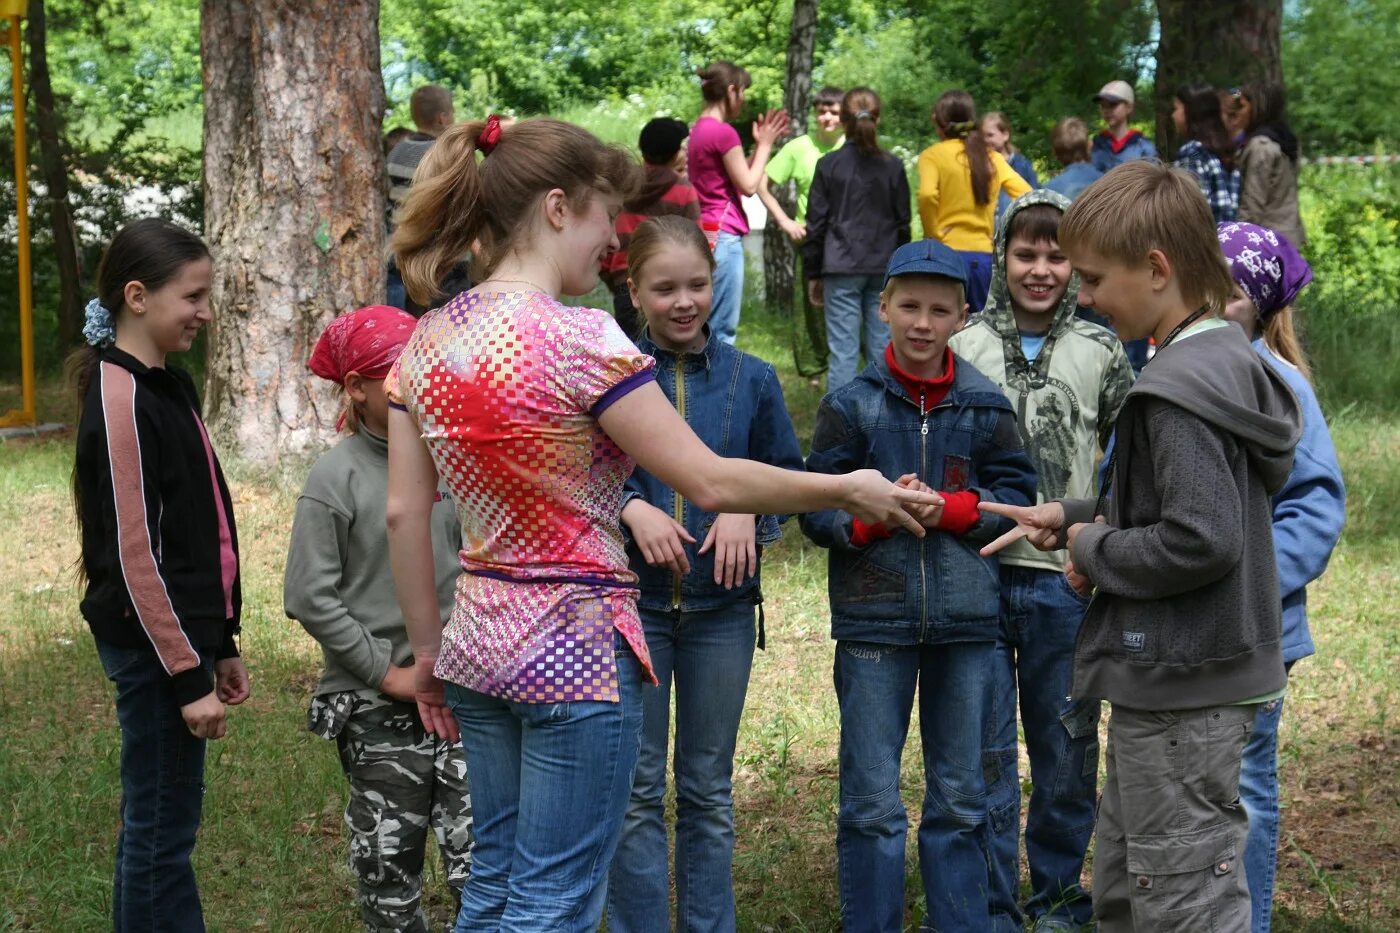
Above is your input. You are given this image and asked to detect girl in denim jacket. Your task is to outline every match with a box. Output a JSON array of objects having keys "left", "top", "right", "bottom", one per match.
[{"left": 606, "top": 216, "right": 805, "bottom": 932}]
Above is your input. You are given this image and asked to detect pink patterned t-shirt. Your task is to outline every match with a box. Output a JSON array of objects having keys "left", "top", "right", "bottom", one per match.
[{"left": 387, "top": 289, "right": 658, "bottom": 703}]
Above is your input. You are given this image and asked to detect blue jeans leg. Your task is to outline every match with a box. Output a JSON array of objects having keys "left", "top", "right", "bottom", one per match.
[
  {"left": 710, "top": 233, "right": 745, "bottom": 345},
  {"left": 1015, "top": 569, "right": 1098, "bottom": 926},
  {"left": 386, "top": 265, "right": 408, "bottom": 311},
  {"left": 835, "top": 641, "right": 918, "bottom": 933},
  {"left": 917, "top": 642, "right": 997, "bottom": 932},
  {"left": 985, "top": 625, "right": 1023, "bottom": 932},
  {"left": 445, "top": 635, "right": 645, "bottom": 933},
  {"left": 956, "top": 251, "right": 993, "bottom": 314},
  {"left": 96, "top": 639, "right": 212, "bottom": 933},
  {"left": 1241, "top": 692, "right": 1287, "bottom": 933},
  {"left": 825, "top": 274, "right": 886, "bottom": 391}
]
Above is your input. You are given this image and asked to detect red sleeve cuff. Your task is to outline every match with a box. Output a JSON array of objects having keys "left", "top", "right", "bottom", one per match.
[
  {"left": 850, "top": 518, "right": 893, "bottom": 547},
  {"left": 935, "top": 491, "right": 981, "bottom": 536}
]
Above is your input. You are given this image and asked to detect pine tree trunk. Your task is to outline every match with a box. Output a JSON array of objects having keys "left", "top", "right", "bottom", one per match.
[
  {"left": 761, "top": 0, "right": 818, "bottom": 316},
  {"left": 27, "top": 0, "right": 83, "bottom": 350},
  {"left": 201, "top": 0, "right": 386, "bottom": 464},
  {"left": 1154, "top": 0, "right": 1282, "bottom": 153}
]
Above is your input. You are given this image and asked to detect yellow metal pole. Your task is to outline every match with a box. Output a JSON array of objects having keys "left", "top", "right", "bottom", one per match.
[{"left": 1, "top": 11, "right": 35, "bottom": 428}]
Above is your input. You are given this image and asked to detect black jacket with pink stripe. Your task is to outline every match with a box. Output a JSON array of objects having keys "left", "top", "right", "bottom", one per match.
[{"left": 76, "top": 348, "right": 241, "bottom": 705}]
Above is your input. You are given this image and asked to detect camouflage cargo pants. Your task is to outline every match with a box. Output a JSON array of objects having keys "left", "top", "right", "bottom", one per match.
[{"left": 316, "top": 692, "right": 473, "bottom": 932}]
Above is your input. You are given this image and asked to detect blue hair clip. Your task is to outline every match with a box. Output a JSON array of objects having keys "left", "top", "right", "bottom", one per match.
[{"left": 83, "top": 297, "right": 117, "bottom": 348}]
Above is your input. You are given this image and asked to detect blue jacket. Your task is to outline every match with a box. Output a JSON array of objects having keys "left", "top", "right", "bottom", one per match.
[
  {"left": 1044, "top": 162, "right": 1105, "bottom": 201},
  {"left": 800, "top": 352, "right": 1037, "bottom": 644},
  {"left": 623, "top": 329, "right": 805, "bottom": 614},
  {"left": 1255, "top": 341, "right": 1346, "bottom": 663},
  {"left": 1091, "top": 130, "right": 1158, "bottom": 174}
]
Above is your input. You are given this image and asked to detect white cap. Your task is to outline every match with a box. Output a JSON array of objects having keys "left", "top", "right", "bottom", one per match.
[{"left": 1094, "top": 80, "right": 1135, "bottom": 106}]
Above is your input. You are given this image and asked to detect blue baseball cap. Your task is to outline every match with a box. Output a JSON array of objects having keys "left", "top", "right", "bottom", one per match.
[{"left": 883, "top": 240, "right": 968, "bottom": 290}]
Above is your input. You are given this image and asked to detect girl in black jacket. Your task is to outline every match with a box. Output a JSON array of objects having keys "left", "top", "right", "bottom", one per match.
[
  {"left": 804, "top": 87, "right": 912, "bottom": 391},
  {"left": 71, "top": 219, "right": 248, "bottom": 931}
]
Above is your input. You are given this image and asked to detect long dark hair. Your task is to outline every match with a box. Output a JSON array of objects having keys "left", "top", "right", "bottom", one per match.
[
  {"left": 934, "top": 89, "right": 994, "bottom": 206},
  {"left": 1242, "top": 81, "right": 1299, "bottom": 164},
  {"left": 841, "top": 87, "right": 882, "bottom": 155},
  {"left": 68, "top": 218, "right": 211, "bottom": 555},
  {"left": 1176, "top": 82, "right": 1236, "bottom": 169}
]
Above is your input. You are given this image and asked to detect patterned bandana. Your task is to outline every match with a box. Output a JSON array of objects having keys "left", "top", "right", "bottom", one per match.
[
  {"left": 308, "top": 305, "right": 418, "bottom": 384},
  {"left": 1217, "top": 222, "right": 1312, "bottom": 319}
]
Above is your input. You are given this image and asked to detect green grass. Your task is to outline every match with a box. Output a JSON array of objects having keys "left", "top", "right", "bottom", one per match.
[{"left": 1, "top": 288, "right": 1396, "bottom": 930}]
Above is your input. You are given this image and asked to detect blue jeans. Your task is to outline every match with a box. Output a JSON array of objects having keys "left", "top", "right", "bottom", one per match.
[
  {"left": 824, "top": 273, "right": 890, "bottom": 392},
  {"left": 386, "top": 265, "right": 408, "bottom": 312},
  {"left": 1241, "top": 691, "right": 1287, "bottom": 933},
  {"left": 834, "top": 639, "right": 997, "bottom": 933},
  {"left": 443, "top": 635, "right": 645, "bottom": 932},
  {"left": 986, "top": 567, "right": 1099, "bottom": 930},
  {"left": 96, "top": 639, "right": 215, "bottom": 933},
  {"left": 956, "top": 250, "right": 993, "bottom": 314},
  {"left": 711, "top": 232, "right": 745, "bottom": 345},
  {"left": 608, "top": 603, "right": 757, "bottom": 932}
]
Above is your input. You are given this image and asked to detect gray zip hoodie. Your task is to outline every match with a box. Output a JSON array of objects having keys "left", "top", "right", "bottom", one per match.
[{"left": 1061, "top": 321, "right": 1302, "bottom": 709}]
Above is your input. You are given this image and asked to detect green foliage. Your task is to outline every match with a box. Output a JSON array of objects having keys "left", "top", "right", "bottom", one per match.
[
  {"left": 1298, "top": 163, "right": 1400, "bottom": 312},
  {"left": 1285, "top": 0, "right": 1400, "bottom": 154}
]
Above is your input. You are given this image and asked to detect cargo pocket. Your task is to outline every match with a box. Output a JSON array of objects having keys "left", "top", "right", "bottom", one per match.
[
  {"left": 1054, "top": 699, "right": 1102, "bottom": 799},
  {"left": 1126, "top": 822, "right": 1247, "bottom": 932}
]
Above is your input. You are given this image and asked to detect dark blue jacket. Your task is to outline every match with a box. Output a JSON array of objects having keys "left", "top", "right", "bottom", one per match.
[
  {"left": 1090, "top": 129, "right": 1159, "bottom": 174},
  {"left": 623, "top": 329, "right": 805, "bottom": 614},
  {"left": 800, "top": 352, "right": 1036, "bottom": 644}
]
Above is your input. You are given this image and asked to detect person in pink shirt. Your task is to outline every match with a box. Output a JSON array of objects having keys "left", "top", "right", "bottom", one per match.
[
  {"left": 385, "top": 114, "right": 942, "bottom": 932},
  {"left": 687, "top": 60, "right": 789, "bottom": 344}
]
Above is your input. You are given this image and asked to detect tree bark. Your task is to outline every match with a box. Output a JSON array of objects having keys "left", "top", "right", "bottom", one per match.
[
  {"left": 1154, "top": 0, "right": 1282, "bottom": 153},
  {"left": 762, "top": 0, "right": 817, "bottom": 317},
  {"left": 27, "top": 0, "right": 83, "bottom": 350},
  {"left": 201, "top": 0, "right": 386, "bottom": 464}
]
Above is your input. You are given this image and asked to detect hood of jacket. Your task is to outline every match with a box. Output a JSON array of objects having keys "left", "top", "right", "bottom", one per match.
[
  {"left": 976, "top": 188, "right": 1081, "bottom": 374},
  {"left": 1130, "top": 322, "right": 1302, "bottom": 493}
]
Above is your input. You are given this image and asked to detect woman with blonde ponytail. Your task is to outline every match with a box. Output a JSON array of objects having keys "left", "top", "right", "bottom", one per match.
[
  {"left": 1218, "top": 221, "right": 1345, "bottom": 933},
  {"left": 383, "top": 115, "right": 943, "bottom": 930}
]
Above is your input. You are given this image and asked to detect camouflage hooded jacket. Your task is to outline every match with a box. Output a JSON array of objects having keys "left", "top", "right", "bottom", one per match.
[{"left": 950, "top": 188, "right": 1134, "bottom": 572}]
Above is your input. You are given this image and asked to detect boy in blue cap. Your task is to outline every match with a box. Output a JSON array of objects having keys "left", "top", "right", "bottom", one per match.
[{"left": 802, "top": 239, "right": 1037, "bottom": 932}]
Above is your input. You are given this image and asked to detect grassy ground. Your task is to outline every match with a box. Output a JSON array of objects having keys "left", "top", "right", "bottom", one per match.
[{"left": 0, "top": 302, "right": 1396, "bottom": 931}]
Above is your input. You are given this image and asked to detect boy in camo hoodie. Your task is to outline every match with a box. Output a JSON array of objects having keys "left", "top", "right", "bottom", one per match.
[{"left": 952, "top": 189, "right": 1134, "bottom": 931}]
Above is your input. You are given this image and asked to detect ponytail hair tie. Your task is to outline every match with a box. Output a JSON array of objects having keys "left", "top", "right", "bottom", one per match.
[
  {"left": 855, "top": 110, "right": 872, "bottom": 120},
  {"left": 83, "top": 297, "right": 116, "bottom": 348},
  {"left": 949, "top": 119, "right": 976, "bottom": 136},
  {"left": 478, "top": 114, "right": 503, "bottom": 156}
]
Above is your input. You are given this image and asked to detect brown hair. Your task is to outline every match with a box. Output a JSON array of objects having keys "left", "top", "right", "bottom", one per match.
[
  {"left": 813, "top": 85, "right": 845, "bottom": 109},
  {"left": 1176, "top": 82, "right": 1236, "bottom": 170},
  {"left": 842, "top": 87, "right": 882, "bottom": 155},
  {"left": 697, "top": 61, "right": 752, "bottom": 104},
  {"left": 1051, "top": 117, "right": 1091, "bottom": 166},
  {"left": 627, "top": 215, "right": 716, "bottom": 286},
  {"left": 391, "top": 117, "right": 640, "bottom": 305},
  {"left": 1262, "top": 307, "right": 1312, "bottom": 381},
  {"left": 1059, "top": 160, "right": 1234, "bottom": 315},
  {"left": 409, "top": 84, "right": 453, "bottom": 129},
  {"left": 1006, "top": 203, "right": 1064, "bottom": 247},
  {"left": 934, "top": 90, "right": 994, "bottom": 206}
]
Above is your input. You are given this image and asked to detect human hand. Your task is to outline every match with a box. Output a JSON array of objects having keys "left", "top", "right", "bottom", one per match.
[
  {"left": 380, "top": 661, "right": 418, "bottom": 702},
  {"left": 753, "top": 109, "right": 791, "bottom": 147},
  {"left": 622, "top": 499, "right": 696, "bottom": 575},
  {"left": 895, "top": 473, "right": 944, "bottom": 528},
  {"left": 414, "top": 658, "right": 459, "bottom": 742},
  {"left": 784, "top": 219, "right": 808, "bottom": 242},
  {"left": 698, "top": 513, "right": 757, "bottom": 588},
  {"left": 808, "top": 278, "right": 824, "bottom": 307},
  {"left": 181, "top": 692, "right": 227, "bottom": 740},
  {"left": 977, "top": 501, "right": 1068, "bottom": 555},
  {"left": 215, "top": 657, "right": 250, "bottom": 705},
  {"left": 1065, "top": 559, "right": 1093, "bottom": 597},
  {"left": 843, "top": 470, "right": 944, "bottom": 538}
]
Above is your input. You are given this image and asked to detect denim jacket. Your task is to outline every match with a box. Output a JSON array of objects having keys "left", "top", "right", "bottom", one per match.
[
  {"left": 800, "top": 352, "right": 1036, "bottom": 644},
  {"left": 623, "top": 329, "right": 805, "bottom": 614}
]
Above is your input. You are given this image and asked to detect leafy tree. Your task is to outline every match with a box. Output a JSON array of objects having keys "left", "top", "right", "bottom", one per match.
[{"left": 1284, "top": 0, "right": 1400, "bottom": 153}]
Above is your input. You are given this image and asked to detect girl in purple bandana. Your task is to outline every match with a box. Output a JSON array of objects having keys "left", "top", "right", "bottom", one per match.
[{"left": 1218, "top": 220, "right": 1347, "bottom": 933}]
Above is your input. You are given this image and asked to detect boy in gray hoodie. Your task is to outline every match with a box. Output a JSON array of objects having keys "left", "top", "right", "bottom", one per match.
[{"left": 982, "top": 161, "right": 1302, "bottom": 932}]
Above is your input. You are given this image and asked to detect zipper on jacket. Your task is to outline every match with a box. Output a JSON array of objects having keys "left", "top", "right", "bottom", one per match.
[
  {"left": 919, "top": 390, "right": 930, "bottom": 641},
  {"left": 672, "top": 357, "right": 687, "bottom": 609}
]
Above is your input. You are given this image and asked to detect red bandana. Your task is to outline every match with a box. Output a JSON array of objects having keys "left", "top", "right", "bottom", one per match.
[{"left": 308, "top": 305, "right": 417, "bottom": 384}]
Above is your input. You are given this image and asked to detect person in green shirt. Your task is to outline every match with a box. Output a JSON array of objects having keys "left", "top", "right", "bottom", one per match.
[
  {"left": 759, "top": 86, "right": 844, "bottom": 382},
  {"left": 758, "top": 85, "right": 845, "bottom": 240}
]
